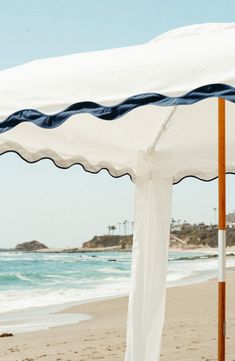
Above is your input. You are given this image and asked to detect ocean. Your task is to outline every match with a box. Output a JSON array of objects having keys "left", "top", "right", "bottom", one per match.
[{"left": 0, "top": 250, "right": 235, "bottom": 333}]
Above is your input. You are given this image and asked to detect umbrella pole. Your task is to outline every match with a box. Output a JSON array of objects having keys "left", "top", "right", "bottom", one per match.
[{"left": 218, "top": 97, "right": 226, "bottom": 361}]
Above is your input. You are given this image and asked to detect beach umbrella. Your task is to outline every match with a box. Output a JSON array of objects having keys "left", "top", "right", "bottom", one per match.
[{"left": 0, "top": 23, "right": 234, "bottom": 361}]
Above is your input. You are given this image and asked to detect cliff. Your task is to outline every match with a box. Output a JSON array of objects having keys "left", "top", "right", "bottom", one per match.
[
  {"left": 172, "top": 225, "right": 235, "bottom": 248},
  {"left": 82, "top": 234, "right": 189, "bottom": 250},
  {"left": 82, "top": 234, "right": 190, "bottom": 250},
  {"left": 82, "top": 226, "right": 235, "bottom": 251},
  {"left": 82, "top": 235, "right": 133, "bottom": 250}
]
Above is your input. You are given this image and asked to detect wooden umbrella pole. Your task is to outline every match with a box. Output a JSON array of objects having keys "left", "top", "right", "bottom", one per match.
[{"left": 218, "top": 97, "right": 226, "bottom": 361}]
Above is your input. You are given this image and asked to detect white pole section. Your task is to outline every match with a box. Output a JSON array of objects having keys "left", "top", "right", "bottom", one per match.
[{"left": 218, "top": 230, "right": 226, "bottom": 282}]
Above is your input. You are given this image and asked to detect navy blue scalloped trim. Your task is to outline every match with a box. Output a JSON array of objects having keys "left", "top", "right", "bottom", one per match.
[
  {"left": 1, "top": 83, "right": 235, "bottom": 133},
  {"left": 172, "top": 173, "right": 235, "bottom": 185},
  {"left": 0, "top": 150, "right": 133, "bottom": 180}
]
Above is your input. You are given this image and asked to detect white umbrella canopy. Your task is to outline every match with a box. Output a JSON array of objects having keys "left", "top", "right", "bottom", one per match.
[
  {"left": 0, "top": 23, "right": 235, "bottom": 181},
  {"left": 0, "top": 23, "right": 234, "bottom": 361}
]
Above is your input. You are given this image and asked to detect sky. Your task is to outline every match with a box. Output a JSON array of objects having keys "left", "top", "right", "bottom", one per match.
[{"left": 0, "top": 0, "right": 235, "bottom": 248}]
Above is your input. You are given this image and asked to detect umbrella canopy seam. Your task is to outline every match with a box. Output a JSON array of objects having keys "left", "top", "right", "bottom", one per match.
[{"left": 147, "top": 107, "right": 177, "bottom": 152}]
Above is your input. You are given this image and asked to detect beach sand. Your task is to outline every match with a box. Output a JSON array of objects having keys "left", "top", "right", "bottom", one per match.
[{"left": 1, "top": 272, "right": 235, "bottom": 361}]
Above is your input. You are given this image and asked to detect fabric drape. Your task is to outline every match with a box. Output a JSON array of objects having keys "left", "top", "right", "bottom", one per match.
[{"left": 125, "top": 151, "right": 173, "bottom": 361}]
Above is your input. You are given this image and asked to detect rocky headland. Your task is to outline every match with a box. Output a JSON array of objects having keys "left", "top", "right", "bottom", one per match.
[
  {"left": 14, "top": 240, "right": 48, "bottom": 252},
  {"left": 82, "top": 235, "right": 132, "bottom": 251}
]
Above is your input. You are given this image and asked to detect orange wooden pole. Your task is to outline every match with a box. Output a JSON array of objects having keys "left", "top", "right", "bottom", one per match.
[
  {"left": 218, "top": 98, "right": 226, "bottom": 229},
  {"left": 218, "top": 97, "right": 226, "bottom": 361}
]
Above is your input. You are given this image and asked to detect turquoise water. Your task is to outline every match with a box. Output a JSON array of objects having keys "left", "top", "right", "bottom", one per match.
[
  {"left": 0, "top": 251, "right": 131, "bottom": 314},
  {"left": 1, "top": 250, "right": 235, "bottom": 315}
]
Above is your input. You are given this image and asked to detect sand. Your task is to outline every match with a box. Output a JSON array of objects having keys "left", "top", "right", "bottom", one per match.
[{"left": 1, "top": 272, "right": 235, "bottom": 361}]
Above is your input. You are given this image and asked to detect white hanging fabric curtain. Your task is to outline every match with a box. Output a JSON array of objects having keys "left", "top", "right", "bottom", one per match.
[{"left": 0, "top": 23, "right": 235, "bottom": 361}]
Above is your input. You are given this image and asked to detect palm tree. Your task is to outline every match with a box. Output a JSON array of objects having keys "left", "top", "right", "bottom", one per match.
[
  {"left": 107, "top": 225, "right": 112, "bottom": 236},
  {"left": 131, "top": 221, "right": 134, "bottom": 234},
  {"left": 123, "top": 220, "right": 127, "bottom": 236},
  {"left": 111, "top": 225, "right": 116, "bottom": 235},
  {"left": 118, "top": 222, "right": 122, "bottom": 235}
]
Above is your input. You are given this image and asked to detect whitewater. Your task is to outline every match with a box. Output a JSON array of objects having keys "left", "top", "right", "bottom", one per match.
[
  {"left": 1, "top": 250, "right": 235, "bottom": 334},
  {"left": 1, "top": 250, "right": 235, "bottom": 316}
]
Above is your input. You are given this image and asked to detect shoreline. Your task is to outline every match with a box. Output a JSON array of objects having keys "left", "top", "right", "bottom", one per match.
[
  {"left": 2, "top": 245, "right": 235, "bottom": 253},
  {"left": 1, "top": 250, "right": 235, "bottom": 338},
  {"left": 1, "top": 266, "right": 235, "bottom": 336},
  {"left": 1, "top": 273, "right": 235, "bottom": 360}
]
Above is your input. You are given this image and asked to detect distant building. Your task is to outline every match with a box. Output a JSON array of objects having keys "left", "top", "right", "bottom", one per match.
[
  {"left": 181, "top": 222, "right": 192, "bottom": 230},
  {"left": 226, "top": 211, "right": 235, "bottom": 228},
  {"left": 171, "top": 224, "right": 182, "bottom": 231}
]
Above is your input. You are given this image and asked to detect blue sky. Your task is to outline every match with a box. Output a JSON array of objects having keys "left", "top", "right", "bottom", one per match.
[{"left": 0, "top": 0, "right": 235, "bottom": 248}]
